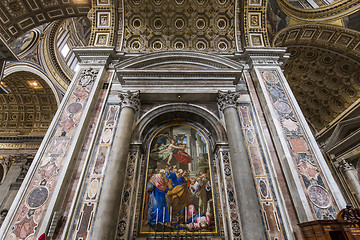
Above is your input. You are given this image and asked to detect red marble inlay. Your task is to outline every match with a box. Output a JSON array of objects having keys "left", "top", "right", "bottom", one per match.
[
  {"left": 249, "top": 146, "right": 265, "bottom": 176},
  {"left": 238, "top": 106, "right": 252, "bottom": 127},
  {"left": 298, "top": 161, "right": 319, "bottom": 180},
  {"left": 75, "top": 203, "right": 95, "bottom": 239},
  {"left": 13, "top": 216, "right": 37, "bottom": 239},
  {"left": 288, "top": 138, "right": 308, "bottom": 153}
]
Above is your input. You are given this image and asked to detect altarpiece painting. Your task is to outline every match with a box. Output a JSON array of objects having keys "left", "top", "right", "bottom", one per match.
[{"left": 140, "top": 124, "right": 218, "bottom": 236}]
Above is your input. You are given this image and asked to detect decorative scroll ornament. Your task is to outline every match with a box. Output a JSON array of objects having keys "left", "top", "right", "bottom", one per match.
[
  {"left": 339, "top": 159, "right": 355, "bottom": 171},
  {"left": 118, "top": 90, "right": 141, "bottom": 112},
  {"left": 338, "top": 204, "right": 360, "bottom": 224},
  {"left": 79, "top": 68, "right": 99, "bottom": 87},
  {"left": 218, "top": 90, "right": 240, "bottom": 112}
]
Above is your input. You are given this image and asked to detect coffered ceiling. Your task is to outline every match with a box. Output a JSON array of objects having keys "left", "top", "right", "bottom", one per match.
[
  {"left": 0, "top": 71, "right": 58, "bottom": 137},
  {"left": 0, "top": 0, "right": 90, "bottom": 44},
  {"left": 282, "top": 45, "right": 360, "bottom": 132}
]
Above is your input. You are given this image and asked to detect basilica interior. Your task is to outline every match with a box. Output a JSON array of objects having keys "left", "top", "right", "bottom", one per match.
[{"left": 0, "top": 0, "right": 359, "bottom": 239}]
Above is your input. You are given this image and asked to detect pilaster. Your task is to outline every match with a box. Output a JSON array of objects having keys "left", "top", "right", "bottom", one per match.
[
  {"left": 92, "top": 90, "right": 140, "bottom": 240},
  {"left": 0, "top": 47, "right": 114, "bottom": 240},
  {"left": 245, "top": 47, "right": 346, "bottom": 222},
  {"left": 218, "top": 90, "right": 267, "bottom": 240}
]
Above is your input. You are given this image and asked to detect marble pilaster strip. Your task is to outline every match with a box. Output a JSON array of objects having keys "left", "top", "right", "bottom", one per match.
[
  {"left": 1, "top": 66, "right": 105, "bottom": 240},
  {"left": 91, "top": 91, "right": 140, "bottom": 239},
  {"left": 238, "top": 103, "right": 287, "bottom": 239},
  {"left": 253, "top": 67, "right": 345, "bottom": 221}
]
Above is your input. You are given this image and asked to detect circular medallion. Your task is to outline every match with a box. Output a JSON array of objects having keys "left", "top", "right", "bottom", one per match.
[
  {"left": 153, "top": 18, "right": 163, "bottom": 29},
  {"left": 308, "top": 185, "right": 331, "bottom": 208},
  {"left": 9, "top": 30, "right": 39, "bottom": 56},
  {"left": 175, "top": 18, "right": 185, "bottom": 29},
  {"left": 246, "top": 129, "right": 254, "bottom": 144},
  {"left": 196, "top": 18, "right": 206, "bottom": 29},
  {"left": 67, "top": 102, "right": 83, "bottom": 114},
  {"left": 26, "top": 186, "right": 49, "bottom": 209},
  {"left": 263, "top": 71, "right": 278, "bottom": 83},
  {"left": 174, "top": 41, "right": 184, "bottom": 50},
  {"left": 132, "top": 18, "right": 141, "bottom": 28},
  {"left": 274, "top": 101, "right": 292, "bottom": 114},
  {"left": 217, "top": 18, "right": 227, "bottom": 29},
  {"left": 131, "top": 40, "right": 141, "bottom": 50}
]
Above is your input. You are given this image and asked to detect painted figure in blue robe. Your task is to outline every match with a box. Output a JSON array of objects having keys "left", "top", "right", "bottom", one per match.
[
  {"left": 146, "top": 171, "right": 170, "bottom": 227},
  {"left": 166, "top": 168, "right": 185, "bottom": 187}
]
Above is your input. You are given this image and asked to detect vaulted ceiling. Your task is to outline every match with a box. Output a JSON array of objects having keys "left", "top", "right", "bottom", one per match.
[
  {"left": 0, "top": 71, "right": 58, "bottom": 137},
  {"left": 0, "top": 0, "right": 359, "bottom": 137},
  {"left": 0, "top": 0, "right": 90, "bottom": 44}
]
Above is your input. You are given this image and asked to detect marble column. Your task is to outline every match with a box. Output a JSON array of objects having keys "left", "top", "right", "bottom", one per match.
[
  {"left": 92, "top": 90, "right": 140, "bottom": 240},
  {"left": 218, "top": 90, "right": 266, "bottom": 240},
  {"left": 339, "top": 159, "right": 360, "bottom": 203}
]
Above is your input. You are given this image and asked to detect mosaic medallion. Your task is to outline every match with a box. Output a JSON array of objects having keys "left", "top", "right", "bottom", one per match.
[
  {"left": 26, "top": 186, "right": 49, "bottom": 209},
  {"left": 308, "top": 185, "right": 331, "bottom": 208},
  {"left": 246, "top": 129, "right": 255, "bottom": 143},
  {"left": 274, "top": 100, "right": 292, "bottom": 114},
  {"left": 259, "top": 179, "right": 268, "bottom": 198},
  {"left": 67, "top": 102, "right": 83, "bottom": 114}
]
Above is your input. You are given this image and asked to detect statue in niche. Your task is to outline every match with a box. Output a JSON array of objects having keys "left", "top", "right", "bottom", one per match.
[{"left": 140, "top": 124, "right": 216, "bottom": 235}]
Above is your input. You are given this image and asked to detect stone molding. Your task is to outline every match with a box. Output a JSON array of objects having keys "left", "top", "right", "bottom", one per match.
[
  {"left": 79, "top": 68, "right": 99, "bottom": 87},
  {"left": 277, "top": 0, "right": 360, "bottom": 21}
]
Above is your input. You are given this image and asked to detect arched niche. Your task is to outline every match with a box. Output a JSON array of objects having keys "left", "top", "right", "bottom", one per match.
[
  {"left": 133, "top": 103, "right": 227, "bottom": 147},
  {"left": 4, "top": 64, "right": 61, "bottom": 105},
  {"left": 130, "top": 103, "right": 230, "bottom": 238}
]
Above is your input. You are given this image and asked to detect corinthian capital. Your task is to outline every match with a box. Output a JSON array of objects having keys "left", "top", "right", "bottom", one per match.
[
  {"left": 218, "top": 90, "right": 240, "bottom": 112},
  {"left": 118, "top": 90, "right": 141, "bottom": 112},
  {"left": 339, "top": 159, "right": 355, "bottom": 171}
]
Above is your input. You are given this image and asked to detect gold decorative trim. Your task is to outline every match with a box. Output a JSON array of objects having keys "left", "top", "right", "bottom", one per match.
[
  {"left": 243, "top": 0, "right": 268, "bottom": 47},
  {"left": 89, "top": 0, "right": 117, "bottom": 47}
]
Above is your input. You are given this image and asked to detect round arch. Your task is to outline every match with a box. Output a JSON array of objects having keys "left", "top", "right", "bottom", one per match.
[
  {"left": 115, "top": 51, "right": 244, "bottom": 70},
  {"left": 4, "top": 64, "right": 61, "bottom": 106},
  {"left": 133, "top": 103, "right": 227, "bottom": 148}
]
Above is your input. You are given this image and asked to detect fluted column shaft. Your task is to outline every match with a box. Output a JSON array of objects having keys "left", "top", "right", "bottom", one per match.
[
  {"left": 218, "top": 91, "right": 266, "bottom": 240},
  {"left": 92, "top": 91, "right": 140, "bottom": 240}
]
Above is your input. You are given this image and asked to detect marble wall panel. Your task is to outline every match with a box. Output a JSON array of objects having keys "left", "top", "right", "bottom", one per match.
[
  {"left": 70, "top": 104, "right": 120, "bottom": 240},
  {"left": 258, "top": 69, "right": 338, "bottom": 219},
  {"left": 238, "top": 104, "right": 286, "bottom": 239},
  {"left": 6, "top": 68, "right": 99, "bottom": 240}
]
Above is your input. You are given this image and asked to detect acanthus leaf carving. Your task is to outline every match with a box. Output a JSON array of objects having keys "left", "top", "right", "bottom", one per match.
[
  {"left": 218, "top": 90, "right": 240, "bottom": 112},
  {"left": 118, "top": 90, "right": 141, "bottom": 112}
]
